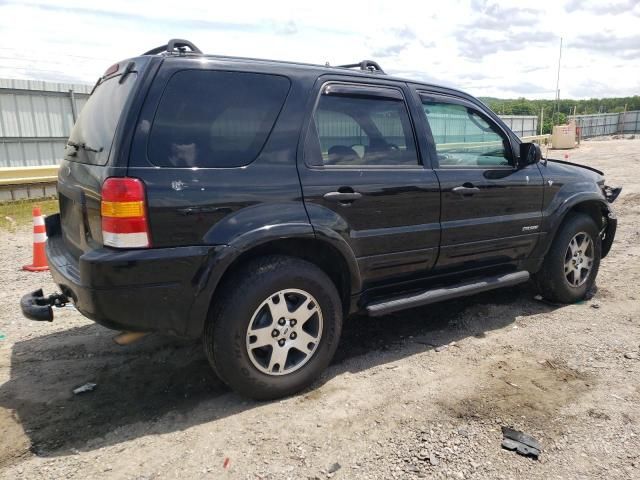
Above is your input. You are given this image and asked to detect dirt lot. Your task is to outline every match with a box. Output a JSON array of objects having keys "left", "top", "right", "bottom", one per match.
[{"left": 1, "top": 138, "right": 639, "bottom": 479}]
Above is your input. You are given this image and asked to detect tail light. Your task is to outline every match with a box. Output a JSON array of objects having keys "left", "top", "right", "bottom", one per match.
[{"left": 101, "top": 177, "right": 151, "bottom": 248}]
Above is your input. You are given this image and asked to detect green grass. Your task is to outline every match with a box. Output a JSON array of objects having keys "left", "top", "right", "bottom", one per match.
[{"left": 0, "top": 197, "right": 59, "bottom": 231}]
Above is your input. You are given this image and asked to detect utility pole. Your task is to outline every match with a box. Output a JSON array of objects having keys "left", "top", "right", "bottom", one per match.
[{"left": 554, "top": 37, "right": 563, "bottom": 125}]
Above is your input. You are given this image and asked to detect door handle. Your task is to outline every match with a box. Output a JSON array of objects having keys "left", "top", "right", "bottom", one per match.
[
  {"left": 452, "top": 186, "right": 480, "bottom": 196},
  {"left": 323, "top": 191, "right": 362, "bottom": 203}
]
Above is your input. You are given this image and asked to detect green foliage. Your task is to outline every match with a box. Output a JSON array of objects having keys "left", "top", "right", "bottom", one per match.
[
  {"left": 480, "top": 96, "right": 640, "bottom": 134},
  {"left": 0, "top": 198, "right": 58, "bottom": 231}
]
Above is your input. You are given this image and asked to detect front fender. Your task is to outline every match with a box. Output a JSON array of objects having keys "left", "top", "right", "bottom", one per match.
[
  {"left": 533, "top": 191, "right": 614, "bottom": 260},
  {"left": 542, "top": 179, "right": 603, "bottom": 227}
]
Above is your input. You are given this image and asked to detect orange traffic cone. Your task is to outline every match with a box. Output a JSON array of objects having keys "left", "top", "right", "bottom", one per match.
[{"left": 22, "top": 206, "right": 49, "bottom": 272}]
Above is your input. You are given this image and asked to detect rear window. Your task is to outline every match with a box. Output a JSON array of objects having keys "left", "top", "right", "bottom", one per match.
[
  {"left": 66, "top": 73, "right": 138, "bottom": 165},
  {"left": 148, "top": 70, "right": 290, "bottom": 168}
]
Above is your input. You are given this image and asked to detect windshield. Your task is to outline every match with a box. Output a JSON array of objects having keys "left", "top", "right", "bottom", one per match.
[{"left": 65, "top": 72, "right": 138, "bottom": 165}]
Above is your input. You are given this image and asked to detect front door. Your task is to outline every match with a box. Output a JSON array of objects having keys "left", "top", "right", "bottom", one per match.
[
  {"left": 418, "top": 92, "right": 544, "bottom": 271},
  {"left": 299, "top": 80, "right": 441, "bottom": 288}
]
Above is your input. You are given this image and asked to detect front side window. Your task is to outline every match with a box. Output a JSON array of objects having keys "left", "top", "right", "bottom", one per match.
[
  {"left": 422, "top": 100, "right": 511, "bottom": 168},
  {"left": 306, "top": 88, "right": 418, "bottom": 167},
  {"left": 148, "top": 70, "right": 290, "bottom": 168}
]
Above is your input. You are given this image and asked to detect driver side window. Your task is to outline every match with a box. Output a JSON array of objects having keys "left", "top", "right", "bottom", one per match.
[
  {"left": 422, "top": 101, "right": 511, "bottom": 168},
  {"left": 307, "top": 90, "right": 418, "bottom": 167}
]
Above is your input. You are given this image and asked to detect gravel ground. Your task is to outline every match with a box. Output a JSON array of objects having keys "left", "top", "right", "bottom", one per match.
[{"left": 1, "top": 138, "right": 639, "bottom": 479}]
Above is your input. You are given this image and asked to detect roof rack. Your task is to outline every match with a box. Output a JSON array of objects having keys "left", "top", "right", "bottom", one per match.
[
  {"left": 337, "top": 60, "right": 385, "bottom": 74},
  {"left": 143, "top": 39, "right": 202, "bottom": 56}
]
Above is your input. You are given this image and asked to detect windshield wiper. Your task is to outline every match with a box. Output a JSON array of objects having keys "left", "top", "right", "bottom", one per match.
[{"left": 66, "top": 141, "right": 103, "bottom": 153}]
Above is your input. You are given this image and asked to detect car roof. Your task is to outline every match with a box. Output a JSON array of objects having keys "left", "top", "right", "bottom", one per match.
[
  {"left": 144, "top": 51, "right": 473, "bottom": 100},
  {"left": 138, "top": 39, "right": 481, "bottom": 99}
]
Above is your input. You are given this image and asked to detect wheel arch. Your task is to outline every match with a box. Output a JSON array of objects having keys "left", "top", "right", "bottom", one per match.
[
  {"left": 186, "top": 233, "right": 361, "bottom": 337},
  {"left": 567, "top": 199, "right": 608, "bottom": 231},
  {"left": 220, "top": 237, "right": 358, "bottom": 308},
  {"left": 538, "top": 194, "right": 614, "bottom": 260}
]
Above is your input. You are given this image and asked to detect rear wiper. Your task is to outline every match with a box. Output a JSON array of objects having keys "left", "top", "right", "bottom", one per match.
[
  {"left": 66, "top": 141, "right": 103, "bottom": 153},
  {"left": 81, "top": 144, "right": 103, "bottom": 153},
  {"left": 119, "top": 61, "right": 136, "bottom": 84}
]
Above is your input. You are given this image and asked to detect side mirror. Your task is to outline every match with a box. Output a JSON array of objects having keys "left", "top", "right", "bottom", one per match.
[{"left": 519, "top": 142, "right": 541, "bottom": 168}]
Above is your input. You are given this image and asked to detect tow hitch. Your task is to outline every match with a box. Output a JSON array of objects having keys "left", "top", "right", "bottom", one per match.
[{"left": 20, "top": 289, "right": 69, "bottom": 322}]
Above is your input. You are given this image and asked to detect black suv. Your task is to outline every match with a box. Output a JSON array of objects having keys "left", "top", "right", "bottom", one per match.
[{"left": 21, "top": 39, "right": 620, "bottom": 399}]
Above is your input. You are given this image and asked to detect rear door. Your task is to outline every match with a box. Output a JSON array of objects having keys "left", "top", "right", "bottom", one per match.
[
  {"left": 298, "top": 79, "right": 440, "bottom": 287},
  {"left": 417, "top": 91, "right": 544, "bottom": 270}
]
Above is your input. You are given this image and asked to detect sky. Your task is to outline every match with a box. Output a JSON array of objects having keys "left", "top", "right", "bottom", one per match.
[{"left": 0, "top": 0, "right": 639, "bottom": 99}]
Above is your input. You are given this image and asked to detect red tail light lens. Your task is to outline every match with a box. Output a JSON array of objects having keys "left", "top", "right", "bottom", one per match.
[{"left": 101, "top": 177, "right": 150, "bottom": 248}]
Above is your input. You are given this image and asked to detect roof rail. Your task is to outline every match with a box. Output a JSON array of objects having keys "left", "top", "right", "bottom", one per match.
[
  {"left": 143, "top": 39, "right": 202, "bottom": 56},
  {"left": 337, "top": 60, "right": 385, "bottom": 74}
]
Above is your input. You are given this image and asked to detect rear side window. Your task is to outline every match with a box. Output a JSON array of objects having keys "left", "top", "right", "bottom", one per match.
[{"left": 148, "top": 70, "right": 290, "bottom": 168}]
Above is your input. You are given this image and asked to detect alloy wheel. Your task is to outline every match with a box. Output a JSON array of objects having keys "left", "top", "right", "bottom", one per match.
[
  {"left": 564, "top": 231, "right": 594, "bottom": 287},
  {"left": 245, "top": 289, "right": 323, "bottom": 376}
]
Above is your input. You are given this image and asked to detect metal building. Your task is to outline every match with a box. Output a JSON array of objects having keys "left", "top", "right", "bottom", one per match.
[{"left": 0, "top": 78, "right": 91, "bottom": 168}]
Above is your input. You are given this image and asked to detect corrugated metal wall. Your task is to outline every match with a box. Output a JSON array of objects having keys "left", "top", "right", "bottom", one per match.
[
  {"left": 0, "top": 78, "right": 91, "bottom": 167},
  {"left": 499, "top": 115, "right": 538, "bottom": 137},
  {"left": 575, "top": 111, "right": 640, "bottom": 138}
]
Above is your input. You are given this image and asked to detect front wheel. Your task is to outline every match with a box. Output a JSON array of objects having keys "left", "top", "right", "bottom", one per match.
[
  {"left": 203, "top": 255, "right": 343, "bottom": 400},
  {"left": 534, "top": 213, "right": 601, "bottom": 303}
]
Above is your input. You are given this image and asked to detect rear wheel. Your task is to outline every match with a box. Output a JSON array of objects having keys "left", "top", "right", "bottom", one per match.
[
  {"left": 203, "top": 255, "right": 342, "bottom": 400},
  {"left": 534, "top": 213, "right": 601, "bottom": 303}
]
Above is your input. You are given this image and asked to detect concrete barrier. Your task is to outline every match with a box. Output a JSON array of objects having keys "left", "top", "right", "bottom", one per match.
[{"left": 0, "top": 165, "right": 58, "bottom": 202}]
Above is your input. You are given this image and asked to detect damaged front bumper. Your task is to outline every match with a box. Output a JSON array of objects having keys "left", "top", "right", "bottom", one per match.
[
  {"left": 601, "top": 209, "right": 617, "bottom": 258},
  {"left": 604, "top": 185, "right": 622, "bottom": 203},
  {"left": 600, "top": 184, "right": 621, "bottom": 258}
]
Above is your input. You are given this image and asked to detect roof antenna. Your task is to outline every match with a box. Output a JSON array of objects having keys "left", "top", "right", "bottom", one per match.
[
  {"left": 543, "top": 139, "right": 549, "bottom": 166},
  {"left": 554, "top": 37, "right": 563, "bottom": 126}
]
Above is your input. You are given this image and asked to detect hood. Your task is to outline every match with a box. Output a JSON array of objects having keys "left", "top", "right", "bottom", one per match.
[
  {"left": 541, "top": 157, "right": 621, "bottom": 205},
  {"left": 546, "top": 158, "right": 603, "bottom": 176},
  {"left": 544, "top": 157, "right": 604, "bottom": 184}
]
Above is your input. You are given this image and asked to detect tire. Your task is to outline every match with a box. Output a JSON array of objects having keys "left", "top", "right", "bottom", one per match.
[
  {"left": 203, "top": 255, "right": 343, "bottom": 400},
  {"left": 534, "top": 213, "right": 601, "bottom": 303}
]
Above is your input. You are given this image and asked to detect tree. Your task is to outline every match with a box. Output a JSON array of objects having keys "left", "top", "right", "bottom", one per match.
[{"left": 478, "top": 95, "right": 640, "bottom": 132}]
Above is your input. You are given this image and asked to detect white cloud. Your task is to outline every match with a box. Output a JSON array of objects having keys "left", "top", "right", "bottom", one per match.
[{"left": 0, "top": 0, "right": 638, "bottom": 99}]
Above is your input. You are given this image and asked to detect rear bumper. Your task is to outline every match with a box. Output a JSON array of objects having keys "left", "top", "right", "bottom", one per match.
[{"left": 44, "top": 214, "right": 231, "bottom": 337}]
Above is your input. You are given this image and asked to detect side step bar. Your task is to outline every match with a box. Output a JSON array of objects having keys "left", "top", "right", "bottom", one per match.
[{"left": 366, "top": 271, "right": 530, "bottom": 317}]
